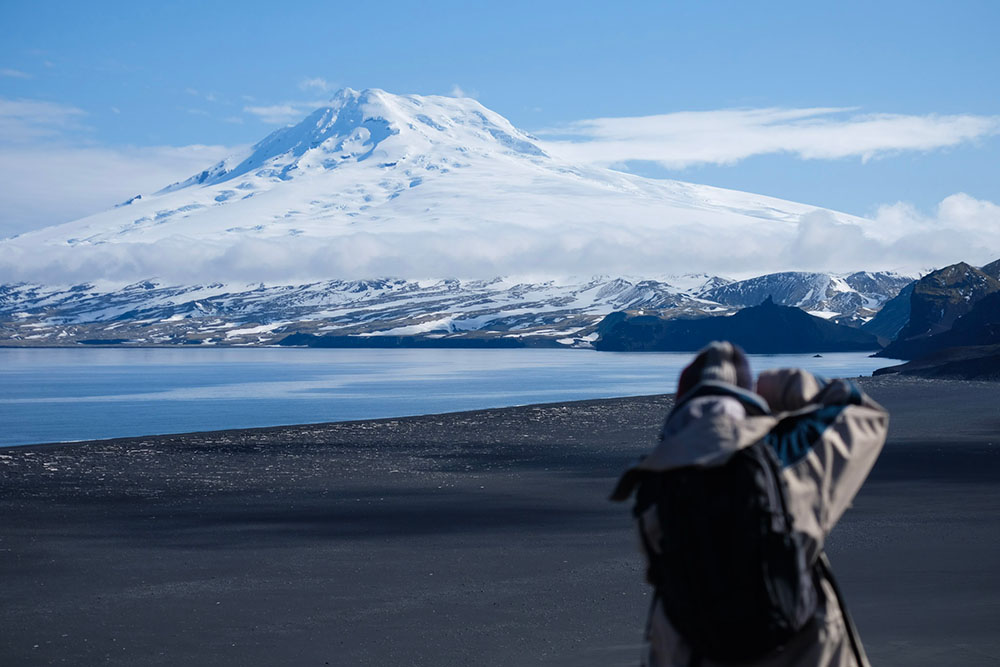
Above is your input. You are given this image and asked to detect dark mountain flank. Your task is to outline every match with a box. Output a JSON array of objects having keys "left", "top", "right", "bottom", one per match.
[
  {"left": 862, "top": 282, "right": 915, "bottom": 343},
  {"left": 877, "top": 291, "right": 1000, "bottom": 361},
  {"left": 982, "top": 258, "right": 1000, "bottom": 280},
  {"left": 878, "top": 261, "right": 1000, "bottom": 359},
  {"left": 593, "top": 298, "right": 881, "bottom": 353},
  {"left": 895, "top": 263, "right": 998, "bottom": 339}
]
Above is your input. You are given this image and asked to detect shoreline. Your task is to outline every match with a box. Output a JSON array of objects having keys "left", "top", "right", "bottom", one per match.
[
  {"left": 0, "top": 360, "right": 908, "bottom": 451},
  {"left": 4, "top": 392, "right": 673, "bottom": 451},
  {"left": 2, "top": 376, "right": 999, "bottom": 666},
  {"left": 0, "top": 374, "right": 947, "bottom": 451}
]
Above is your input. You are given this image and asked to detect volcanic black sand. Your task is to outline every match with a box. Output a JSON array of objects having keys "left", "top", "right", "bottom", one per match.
[{"left": 2, "top": 377, "right": 999, "bottom": 666}]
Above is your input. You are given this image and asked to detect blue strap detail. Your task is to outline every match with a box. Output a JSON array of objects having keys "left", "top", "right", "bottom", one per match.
[
  {"left": 764, "top": 404, "right": 847, "bottom": 467},
  {"left": 764, "top": 379, "right": 866, "bottom": 467}
]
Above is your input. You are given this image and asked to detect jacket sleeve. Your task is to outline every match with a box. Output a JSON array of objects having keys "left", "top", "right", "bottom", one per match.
[{"left": 758, "top": 369, "right": 889, "bottom": 561}]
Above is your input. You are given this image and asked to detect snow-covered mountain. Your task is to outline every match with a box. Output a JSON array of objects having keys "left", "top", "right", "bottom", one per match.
[
  {"left": 2, "top": 87, "right": 873, "bottom": 283},
  {"left": 0, "top": 88, "right": 915, "bottom": 346},
  {"left": 0, "top": 276, "right": 710, "bottom": 346},
  {"left": 700, "top": 271, "right": 914, "bottom": 325},
  {"left": 0, "top": 271, "right": 910, "bottom": 347}
]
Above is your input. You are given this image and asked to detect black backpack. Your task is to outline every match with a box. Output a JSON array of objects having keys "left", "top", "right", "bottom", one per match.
[{"left": 631, "top": 439, "right": 818, "bottom": 663}]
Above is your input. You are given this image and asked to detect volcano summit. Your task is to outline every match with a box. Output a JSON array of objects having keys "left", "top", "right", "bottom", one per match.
[
  {"left": 0, "top": 89, "right": 917, "bottom": 347},
  {"left": 2, "top": 88, "right": 871, "bottom": 283}
]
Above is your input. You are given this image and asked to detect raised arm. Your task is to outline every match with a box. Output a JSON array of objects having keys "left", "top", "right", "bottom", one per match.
[{"left": 757, "top": 369, "right": 890, "bottom": 560}]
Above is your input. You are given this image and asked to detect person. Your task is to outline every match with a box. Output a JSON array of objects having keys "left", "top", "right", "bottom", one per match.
[{"left": 611, "top": 341, "right": 889, "bottom": 667}]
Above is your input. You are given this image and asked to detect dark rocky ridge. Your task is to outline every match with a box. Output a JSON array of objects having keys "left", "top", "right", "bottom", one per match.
[
  {"left": 593, "top": 298, "right": 881, "bottom": 353},
  {"left": 891, "top": 263, "right": 998, "bottom": 339},
  {"left": 876, "top": 292, "right": 1000, "bottom": 361},
  {"left": 879, "top": 262, "right": 1000, "bottom": 359},
  {"left": 861, "top": 282, "right": 914, "bottom": 343},
  {"left": 982, "top": 258, "right": 1000, "bottom": 280}
]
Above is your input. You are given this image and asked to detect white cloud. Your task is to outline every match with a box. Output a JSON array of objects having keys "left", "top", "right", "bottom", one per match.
[
  {"left": 1, "top": 68, "right": 32, "bottom": 79},
  {"left": 538, "top": 107, "right": 1000, "bottom": 169},
  {"left": 3, "top": 193, "right": 996, "bottom": 284},
  {"left": 0, "top": 99, "right": 240, "bottom": 237},
  {"left": 781, "top": 193, "right": 1000, "bottom": 272},
  {"left": 244, "top": 104, "right": 303, "bottom": 124},
  {"left": 0, "top": 143, "right": 237, "bottom": 237},
  {"left": 0, "top": 97, "right": 88, "bottom": 142},
  {"left": 300, "top": 77, "right": 334, "bottom": 92},
  {"left": 449, "top": 84, "right": 477, "bottom": 99},
  {"left": 244, "top": 100, "right": 327, "bottom": 124},
  {"left": 184, "top": 88, "right": 219, "bottom": 103}
]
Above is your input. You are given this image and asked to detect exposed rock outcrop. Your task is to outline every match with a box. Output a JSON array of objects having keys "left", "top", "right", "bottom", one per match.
[
  {"left": 593, "top": 297, "right": 881, "bottom": 353},
  {"left": 878, "top": 262, "right": 1000, "bottom": 359}
]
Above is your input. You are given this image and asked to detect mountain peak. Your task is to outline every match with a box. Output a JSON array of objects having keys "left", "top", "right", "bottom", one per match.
[
  {"left": 161, "top": 88, "right": 548, "bottom": 193},
  {"left": 324, "top": 87, "right": 401, "bottom": 120},
  {"left": 4, "top": 87, "right": 877, "bottom": 283},
  {"left": 329, "top": 86, "right": 362, "bottom": 103}
]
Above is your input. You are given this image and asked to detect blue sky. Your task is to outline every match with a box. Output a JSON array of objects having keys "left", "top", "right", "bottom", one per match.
[{"left": 1, "top": 0, "right": 998, "bottom": 237}]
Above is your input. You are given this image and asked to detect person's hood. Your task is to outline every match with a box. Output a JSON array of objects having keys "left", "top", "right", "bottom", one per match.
[{"left": 611, "top": 381, "right": 775, "bottom": 501}]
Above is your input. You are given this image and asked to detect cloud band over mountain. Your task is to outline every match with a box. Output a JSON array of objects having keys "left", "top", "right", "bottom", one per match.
[
  {"left": 538, "top": 107, "right": 1000, "bottom": 168},
  {"left": 2, "top": 192, "right": 997, "bottom": 284}
]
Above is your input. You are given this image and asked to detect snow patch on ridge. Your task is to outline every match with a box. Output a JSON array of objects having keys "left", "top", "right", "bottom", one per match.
[{"left": 0, "top": 270, "right": 916, "bottom": 347}]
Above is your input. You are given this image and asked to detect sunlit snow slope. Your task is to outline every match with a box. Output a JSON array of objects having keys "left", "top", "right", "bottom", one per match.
[{"left": 3, "top": 88, "right": 869, "bottom": 282}]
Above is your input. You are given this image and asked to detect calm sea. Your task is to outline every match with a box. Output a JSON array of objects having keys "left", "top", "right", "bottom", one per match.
[{"left": 0, "top": 347, "right": 896, "bottom": 447}]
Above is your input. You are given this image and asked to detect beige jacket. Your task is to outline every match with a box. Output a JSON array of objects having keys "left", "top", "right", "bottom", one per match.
[{"left": 618, "top": 370, "right": 889, "bottom": 667}]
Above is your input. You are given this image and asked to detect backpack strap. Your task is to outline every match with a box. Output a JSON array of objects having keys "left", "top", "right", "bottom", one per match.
[
  {"left": 639, "top": 590, "right": 704, "bottom": 667},
  {"left": 816, "top": 553, "right": 872, "bottom": 667}
]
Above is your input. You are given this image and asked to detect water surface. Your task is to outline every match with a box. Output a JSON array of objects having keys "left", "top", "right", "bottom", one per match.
[{"left": 0, "top": 347, "right": 896, "bottom": 447}]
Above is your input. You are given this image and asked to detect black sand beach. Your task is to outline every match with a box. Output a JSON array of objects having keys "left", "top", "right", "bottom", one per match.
[{"left": 2, "top": 377, "right": 999, "bottom": 666}]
